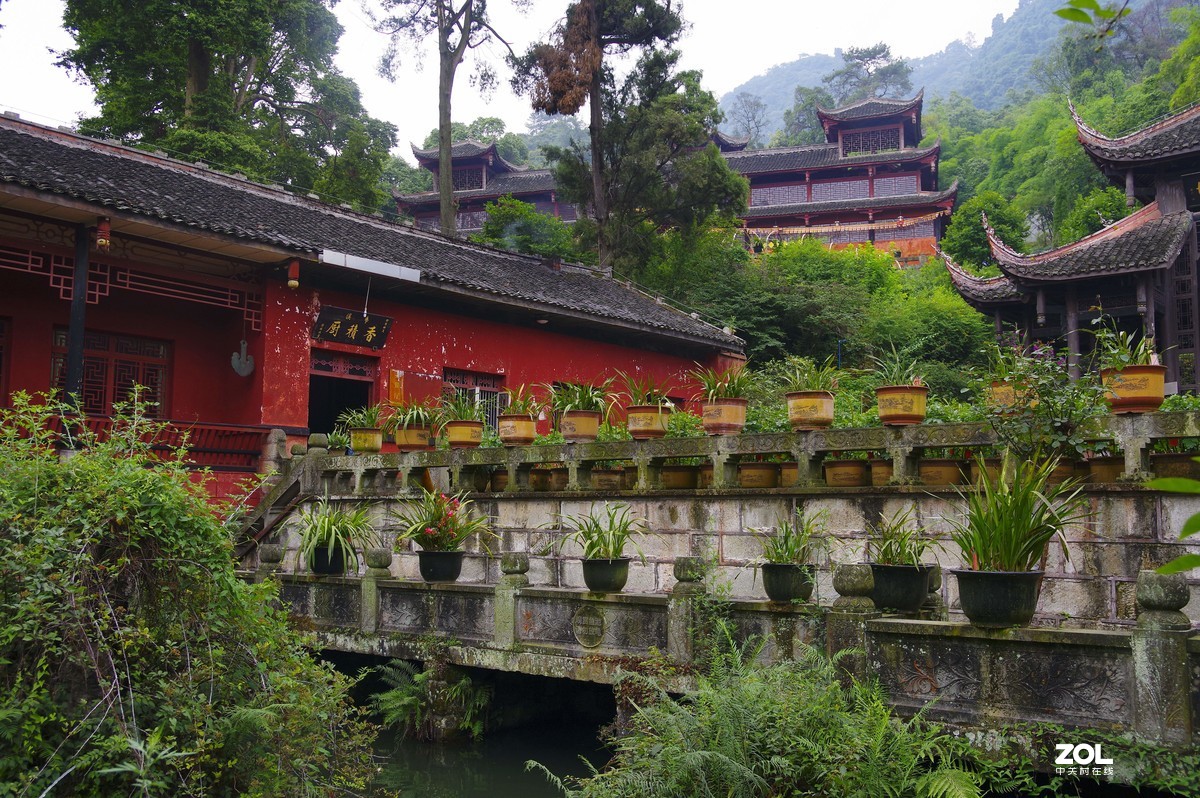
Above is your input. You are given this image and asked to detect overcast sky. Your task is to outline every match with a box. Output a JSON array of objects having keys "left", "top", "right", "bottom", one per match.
[{"left": 0, "top": 0, "right": 1021, "bottom": 164}]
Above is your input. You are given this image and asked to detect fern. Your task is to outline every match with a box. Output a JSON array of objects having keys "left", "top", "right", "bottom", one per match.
[{"left": 918, "top": 767, "right": 982, "bottom": 798}]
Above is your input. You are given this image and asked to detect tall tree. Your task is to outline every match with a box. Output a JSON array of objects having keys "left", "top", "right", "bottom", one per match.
[
  {"left": 58, "top": 0, "right": 396, "bottom": 210},
  {"left": 822, "top": 43, "right": 913, "bottom": 103},
  {"left": 728, "top": 92, "right": 768, "bottom": 148},
  {"left": 540, "top": 48, "right": 747, "bottom": 278},
  {"left": 511, "top": 0, "right": 684, "bottom": 271},
  {"left": 770, "top": 85, "right": 835, "bottom": 147},
  {"left": 372, "top": 0, "right": 516, "bottom": 236}
]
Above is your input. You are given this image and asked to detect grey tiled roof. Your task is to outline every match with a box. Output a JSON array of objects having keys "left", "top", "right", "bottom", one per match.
[
  {"left": 937, "top": 248, "right": 1024, "bottom": 306},
  {"left": 987, "top": 204, "right": 1194, "bottom": 281},
  {"left": 744, "top": 181, "right": 957, "bottom": 218},
  {"left": 396, "top": 169, "right": 558, "bottom": 203},
  {"left": 410, "top": 139, "right": 526, "bottom": 173},
  {"left": 816, "top": 90, "right": 924, "bottom": 123},
  {"left": 1074, "top": 102, "right": 1200, "bottom": 164},
  {"left": 722, "top": 142, "right": 939, "bottom": 177},
  {"left": 0, "top": 118, "right": 740, "bottom": 350}
]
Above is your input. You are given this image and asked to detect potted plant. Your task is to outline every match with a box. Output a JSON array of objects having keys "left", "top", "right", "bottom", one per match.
[
  {"left": 1091, "top": 315, "right": 1167, "bottom": 414},
  {"left": 783, "top": 356, "right": 840, "bottom": 430},
  {"left": 987, "top": 341, "right": 1106, "bottom": 470},
  {"left": 751, "top": 507, "right": 830, "bottom": 602},
  {"left": 983, "top": 333, "right": 1024, "bottom": 411},
  {"left": 870, "top": 345, "right": 928, "bottom": 426},
  {"left": 326, "top": 427, "right": 351, "bottom": 456},
  {"left": 439, "top": 393, "right": 486, "bottom": 449},
  {"left": 295, "top": 497, "right": 378, "bottom": 576},
  {"left": 691, "top": 364, "right": 754, "bottom": 435},
  {"left": 554, "top": 503, "right": 648, "bottom": 593},
  {"left": 590, "top": 423, "right": 632, "bottom": 490},
  {"left": 660, "top": 409, "right": 705, "bottom": 488},
  {"left": 391, "top": 490, "right": 496, "bottom": 582},
  {"left": 823, "top": 451, "right": 869, "bottom": 487},
  {"left": 614, "top": 370, "right": 674, "bottom": 440},
  {"left": 336, "top": 404, "right": 385, "bottom": 454},
  {"left": 865, "top": 506, "right": 938, "bottom": 612},
  {"left": 547, "top": 380, "right": 612, "bottom": 443},
  {"left": 384, "top": 397, "right": 438, "bottom": 452},
  {"left": 946, "top": 456, "right": 1087, "bottom": 628},
  {"left": 497, "top": 384, "right": 544, "bottom": 446}
]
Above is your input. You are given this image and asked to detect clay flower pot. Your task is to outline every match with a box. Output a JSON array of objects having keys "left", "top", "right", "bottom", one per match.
[
  {"left": 560, "top": 410, "right": 602, "bottom": 442},
  {"left": 626, "top": 405, "right": 671, "bottom": 439},
  {"left": 1101, "top": 365, "right": 1167, "bottom": 413},
  {"left": 497, "top": 414, "right": 537, "bottom": 446},
  {"left": 444, "top": 420, "right": 484, "bottom": 448},
  {"left": 785, "top": 390, "right": 835, "bottom": 430},
  {"left": 702, "top": 398, "right": 748, "bottom": 435},
  {"left": 875, "top": 384, "right": 929, "bottom": 426}
]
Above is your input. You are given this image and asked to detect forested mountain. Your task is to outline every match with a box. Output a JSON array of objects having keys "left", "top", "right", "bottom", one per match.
[{"left": 719, "top": 0, "right": 1140, "bottom": 139}]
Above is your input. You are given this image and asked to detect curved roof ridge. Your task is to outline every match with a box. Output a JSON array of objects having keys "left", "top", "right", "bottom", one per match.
[
  {"left": 815, "top": 88, "right": 924, "bottom": 118},
  {"left": 1072, "top": 99, "right": 1200, "bottom": 149},
  {"left": 937, "top": 246, "right": 1024, "bottom": 305},
  {"left": 985, "top": 203, "right": 1161, "bottom": 269}
]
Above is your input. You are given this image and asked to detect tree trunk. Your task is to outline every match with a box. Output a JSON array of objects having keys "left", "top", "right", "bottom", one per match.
[
  {"left": 436, "top": 0, "right": 475, "bottom": 238},
  {"left": 586, "top": 0, "right": 609, "bottom": 274},
  {"left": 185, "top": 38, "right": 211, "bottom": 120}
]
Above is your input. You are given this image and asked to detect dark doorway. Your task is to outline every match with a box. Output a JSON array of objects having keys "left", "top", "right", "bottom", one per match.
[{"left": 308, "top": 374, "right": 370, "bottom": 434}]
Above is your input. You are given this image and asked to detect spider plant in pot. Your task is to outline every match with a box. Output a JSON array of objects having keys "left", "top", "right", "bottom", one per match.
[
  {"left": 546, "top": 379, "right": 613, "bottom": 442},
  {"left": 690, "top": 363, "right": 754, "bottom": 435},
  {"left": 870, "top": 345, "right": 928, "bottom": 426},
  {"left": 496, "top": 384, "right": 544, "bottom": 446},
  {"left": 613, "top": 370, "right": 674, "bottom": 440},
  {"left": 783, "top": 356, "right": 840, "bottom": 430},
  {"left": 553, "top": 503, "right": 648, "bottom": 593},
  {"left": 865, "top": 506, "right": 938, "bottom": 612},
  {"left": 1090, "top": 314, "right": 1166, "bottom": 414},
  {"left": 326, "top": 427, "right": 351, "bottom": 456},
  {"left": 439, "top": 392, "right": 486, "bottom": 448},
  {"left": 390, "top": 490, "right": 497, "bottom": 582},
  {"left": 383, "top": 397, "right": 439, "bottom": 451},
  {"left": 336, "top": 404, "right": 386, "bottom": 454},
  {"left": 945, "top": 455, "right": 1088, "bottom": 628},
  {"left": 751, "top": 506, "right": 831, "bottom": 602},
  {"left": 295, "top": 497, "right": 379, "bottom": 576}
]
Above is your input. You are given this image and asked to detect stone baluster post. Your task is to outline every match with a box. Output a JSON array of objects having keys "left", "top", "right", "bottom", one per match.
[
  {"left": 827, "top": 563, "right": 879, "bottom": 682},
  {"left": 1132, "top": 570, "right": 1193, "bottom": 747},
  {"left": 495, "top": 552, "right": 530, "bottom": 649},
  {"left": 668, "top": 557, "right": 707, "bottom": 665},
  {"left": 919, "top": 564, "right": 947, "bottom": 621},
  {"left": 360, "top": 548, "right": 393, "bottom": 634}
]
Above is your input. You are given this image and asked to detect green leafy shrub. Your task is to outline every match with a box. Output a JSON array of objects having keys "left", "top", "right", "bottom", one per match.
[{"left": 0, "top": 392, "right": 376, "bottom": 796}]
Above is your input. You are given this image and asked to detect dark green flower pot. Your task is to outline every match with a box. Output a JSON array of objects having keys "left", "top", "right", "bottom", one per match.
[
  {"left": 417, "top": 550, "right": 464, "bottom": 583},
  {"left": 761, "top": 563, "right": 815, "bottom": 602},
  {"left": 869, "top": 563, "right": 933, "bottom": 612},
  {"left": 582, "top": 557, "right": 630, "bottom": 593},
  {"left": 952, "top": 569, "right": 1043, "bottom": 628},
  {"left": 311, "top": 546, "right": 346, "bottom": 576}
]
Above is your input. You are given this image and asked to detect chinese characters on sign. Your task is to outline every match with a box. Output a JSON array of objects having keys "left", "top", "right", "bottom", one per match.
[{"left": 312, "top": 306, "right": 392, "bottom": 350}]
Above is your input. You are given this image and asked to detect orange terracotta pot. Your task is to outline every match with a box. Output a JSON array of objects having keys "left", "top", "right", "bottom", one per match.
[
  {"left": 560, "top": 410, "right": 601, "bottom": 442},
  {"left": 918, "top": 458, "right": 966, "bottom": 486},
  {"left": 1102, "top": 365, "right": 1167, "bottom": 414},
  {"left": 786, "top": 391, "right": 835, "bottom": 430},
  {"left": 1087, "top": 455, "right": 1124, "bottom": 484},
  {"left": 590, "top": 468, "right": 624, "bottom": 491},
  {"left": 394, "top": 426, "right": 434, "bottom": 452},
  {"left": 660, "top": 464, "right": 700, "bottom": 489},
  {"left": 444, "top": 420, "right": 484, "bottom": 448},
  {"left": 875, "top": 385, "right": 929, "bottom": 426},
  {"left": 702, "top": 398, "right": 748, "bottom": 435},
  {"left": 737, "top": 462, "right": 779, "bottom": 488},
  {"left": 870, "top": 460, "right": 894, "bottom": 487},
  {"left": 824, "top": 459, "right": 868, "bottom": 487},
  {"left": 779, "top": 461, "right": 800, "bottom": 487},
  {"left": 349, "top": 427, "right": 383, "bottom": 454},
  {"left": 626, "top": 405, "right": 671, "bottom": 439},
  {"left": 497, "top": 414, "right": 537, "bottom": 446}
]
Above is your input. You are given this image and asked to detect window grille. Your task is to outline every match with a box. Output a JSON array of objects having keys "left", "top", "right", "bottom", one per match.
[
  {"left": 452, "top": 168, "right": 484, "bottom": 190},
  {"left": 841, "top": 127, "right": 901, "bottom": 156},
  {"left": 443, "top": 368, "right": 506, "bottom": 427},
  {"left": 51, "top": 328, "right": 170, "bottom": 416}
]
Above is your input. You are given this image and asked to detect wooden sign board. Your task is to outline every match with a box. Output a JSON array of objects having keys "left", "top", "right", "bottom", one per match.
[{"left": 312, "top": 306, "right": 391, "bottom": 350}]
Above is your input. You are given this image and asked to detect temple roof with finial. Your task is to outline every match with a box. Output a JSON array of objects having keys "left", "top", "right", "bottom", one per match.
[
  {"left": 711, "top": 130, "right": 750, "bottom": 152},
  {"left": 816, "top": 90, "right": 923, "bottom": 140},
  {"left": 1072, "top": 101, "right": 1200, "bottom": 167},
  {"left": 410, "top": 139, "right": 526, "bottom": 173},
  {"left": 982, "top": 203, "right": 1194, "bottom": 282}
]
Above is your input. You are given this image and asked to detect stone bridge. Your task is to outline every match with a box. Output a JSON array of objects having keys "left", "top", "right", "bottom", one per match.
[{"left": 241, "top": 412, "right": 1200, "bottom": 748}]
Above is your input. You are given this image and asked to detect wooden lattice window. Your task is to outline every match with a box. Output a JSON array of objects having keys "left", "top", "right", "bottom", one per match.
[
  {"left": 51, "top": 328, "right": 171, "bottom": 417},
  {"left": 452, "top": 168, "right": 484, "bottom": 191},
  {"left": 841, "top": 127, "right": 901, "bottom": 156}
]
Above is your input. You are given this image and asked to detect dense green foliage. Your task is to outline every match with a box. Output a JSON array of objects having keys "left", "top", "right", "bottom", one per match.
[
  {"left": 472, "top": 196, "right": 594, "bottom": 262},
  {"left": 532, "top": 638, "right": 987, "bottom": 798},
  {"left": 939, "top": 191, "right": 1030, "bottom": 272},
  {"left": 822, "top": 42, "right": 913, "bottom": 104},
  {"left": 0, "top": 394, "right": 376, "bottom": 796},
  {"left": 59, "top": 0, "right": 396, "bottom": 212}
]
